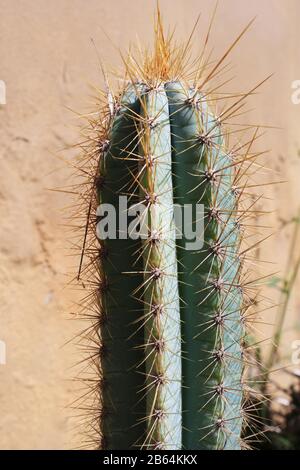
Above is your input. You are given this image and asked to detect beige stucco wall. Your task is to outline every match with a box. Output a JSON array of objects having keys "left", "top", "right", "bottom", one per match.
[{"left": 0, "top": 0, "right": 300, "bottom": 449}]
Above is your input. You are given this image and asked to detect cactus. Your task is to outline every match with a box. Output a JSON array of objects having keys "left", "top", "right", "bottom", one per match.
[{"left": 75, "top": 8, "right": 267, "bottom": 451}]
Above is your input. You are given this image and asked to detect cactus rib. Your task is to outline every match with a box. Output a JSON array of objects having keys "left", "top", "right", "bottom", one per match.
[
  {"left": 138, "top": 86, "right": 182, "bottom": 449},
  {"left": 166, "top": 82, "right": 244, "bottom": 449},
  {"left": 97, "top": 86, "right": 145, "bottom": 449}
]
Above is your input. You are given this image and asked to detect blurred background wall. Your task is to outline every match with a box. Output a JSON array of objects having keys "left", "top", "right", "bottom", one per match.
[{"left": 0, "top": 0, "right": 299, "bottom": 449}]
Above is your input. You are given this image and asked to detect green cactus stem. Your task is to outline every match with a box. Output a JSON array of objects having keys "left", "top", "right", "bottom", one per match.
[{"left": 77, "top": 8, "right": 265, "bottom": 451}]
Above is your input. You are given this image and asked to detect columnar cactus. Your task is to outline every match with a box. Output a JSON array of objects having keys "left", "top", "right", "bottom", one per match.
[{"left": 76, "top": 9, "right": 264, "bottom": 451}]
